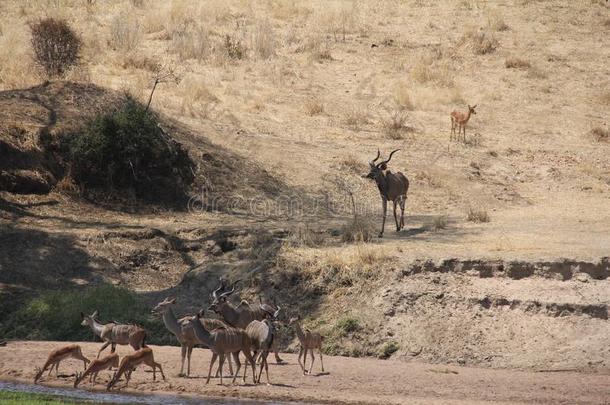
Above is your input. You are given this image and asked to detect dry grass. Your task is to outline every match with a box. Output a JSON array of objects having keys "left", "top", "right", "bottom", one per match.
[
  {"left": 382, "top": 110, "right": 409, "bottom": 140},
  {"left": 460, "top": 27, "right": 499, "bottom": 55},
  {"left": 429, "top": 215, "right": 448, "bottom": 231},
  {"left": 109, "top": 12, "right": 140, "bottom": 52},
  {"left": 254, "top": 19, "right": 276, "bottom": 60},
  {"left": 590, "top": 126, "right": 609, "bottom": 142},
  {"left": 505, "top": 57, "right": 531, "bottom": 69},
  {"left": 466, "top": 207, "right": 490, "bottom": 223},
  {"left": 344, "top": 107, "right": 369, "bottom": 130},
  {"left": 410, "top": 53, "right": 455, "bottom": 87},
  {"left": 338, "top": 155, "right": 365, "bottom": 174},
  {"left": 171, "top": 25, "right": 208, "bottom": 61},
  {"left": 393, "top": 84, "right": 414, "bottom": 110},
  {"left": 341, "top": 216, "right": 376, "bottom": 243},
  {"left": 598, "top": 91, "right": 610, "bottom": 105},
  {"left": 179, "top": 75, "right": 219, "bottom": 118},
  {"left": 487, "top": 10, "right": 510, "bottom": 32},
  {"left": 304, "top": 97, "right": 324, "bottom": 116},
  {"left": 526, "top": 65, "right": 548, "bottom": 79}
]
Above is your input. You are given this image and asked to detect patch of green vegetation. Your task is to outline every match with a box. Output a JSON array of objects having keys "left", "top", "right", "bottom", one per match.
[
  {"left": 378, "top": 341, "right": 399, "bottom": 359},
  {"left": 0, "top": 284, "right": 172, "bottom": 345},
  {"left": 335, "top": 317, "right": 359, "bottom": 335},
  {"left": 62, "top": 96, "right": 194, "bottom": 203},
  {"left": 0, "top": 390, "right": 88, "bottom": 404}
]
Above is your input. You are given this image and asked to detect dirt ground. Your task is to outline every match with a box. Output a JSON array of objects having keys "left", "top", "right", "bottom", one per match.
[{"left": 1, "top": 341, "right": 609, "bottom": 405}]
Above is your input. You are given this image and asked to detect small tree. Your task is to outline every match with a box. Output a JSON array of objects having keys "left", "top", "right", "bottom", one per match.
[{"left": 30, "top": 18, "right": 81, "bottom": 78}]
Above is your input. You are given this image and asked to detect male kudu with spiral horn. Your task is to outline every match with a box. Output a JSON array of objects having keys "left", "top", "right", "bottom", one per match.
[{"left": 364, "top": 149, "right": 410, "bottom": 237}]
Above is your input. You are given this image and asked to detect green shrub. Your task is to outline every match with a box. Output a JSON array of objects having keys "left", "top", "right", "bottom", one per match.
[
  {"left": 0, "top": 284, "right": 173, "bottom": 345},
  {"left": 378, "top": 341, "right": 399, "bottom": 359},
  {"left": 336, "top": 317, "right": 359, "bottom": 335},
  {"left": 30, "top": 18, "right": 81, "bottom": 78},
  {"left": 63, "top": 96, "right": 194, "bottom": 202}
]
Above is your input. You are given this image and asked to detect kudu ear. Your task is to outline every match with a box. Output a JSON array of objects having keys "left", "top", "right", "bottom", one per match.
[
  {"left": 80, "top": 312, "right": 85, "bottom": 319},
  {"left": 472, "top": 104, "right": 477, "bottom": 109},
  {"left": 92, "top": 310, "right": 99, "bottom": 318},
  {"left": 378, "top": 163, "right": 387, "bottom": 170},
  {"left": 169, "top": 297, "right": 177, "bottom": 304}
]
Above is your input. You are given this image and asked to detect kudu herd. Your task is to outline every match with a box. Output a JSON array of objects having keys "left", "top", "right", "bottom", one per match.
[{"left": 33, "top": 277, "right": 326, "bottom": 390}]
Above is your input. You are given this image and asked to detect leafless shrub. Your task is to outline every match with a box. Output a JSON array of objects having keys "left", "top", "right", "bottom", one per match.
[
  {"left": 254, "top": 19, "right": 275, "bottom": 59},
  {"left": 505, "top": 57, "right": 530, "bottom": 69},
  {"left": 223, "top": 34, "right": 246, "bottom": 60},
  {"left": 467, "top": 207, "right": 490, "bottom": 223},
  {"left": 172, "top": 25, "right": 208, "bottom": 61},
  {"left": 410, "top": 54, "right": 454, "bottom": 87},
  {"left": 382, "top": 110, "right": 408, "bottom": 140},
  {"left": 30, "top": 18, "right": 81, "bottom": 78},
  {"left": 304, "top": 97, "right": 324, "bottom": 116},
  {"left": 341, "top": 216, "right": 375, "bottom": 243},
  {"left": 344, "top": 107, "right": 369, "bottom": 130},
  {"left": 288, "top": 224, "right": 326, "bottom": 247},
  {"left": 109, "top": 13, "right": 140, "bottom": 52},
  {"left": 590, "top": 126, "right": 609, "bottom": 142},
  {"left": 121, "top": 53, "right": 160, "bottom": 72},
  {"left": 393, "top": 85, "right": 414, "bottom": 110},
  {"left": 461, "top": 27, "right": 498, "bottom": 55},
  {"left": 302, "top": 34, "right": 333, "bottom": 61},
  {"left": 526, "top": 65, "right": 547, "bottom": 79}
]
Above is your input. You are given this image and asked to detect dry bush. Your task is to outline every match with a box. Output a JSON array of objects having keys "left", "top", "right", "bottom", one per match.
[
  {"left": 179, "top": 75, "right": 219, "bottom": 118},
  {"left": 303, "top": 34, "right": 333, "bottom": 61},
  {"left": 382, "top": 110, "right": 408, "bottom": 140},
  {"left": 344, "top": 106, "right": 369, "bottom": 130},
  {"left": 341, "top": 215, "right": 376, "bottom": 243},
  {"left": 223, "top": 34, "right": 247, "bottom": 61},
  {"left": 172, "top": 24, "right": 208, "bottom": 61},
  {"left": 304, "top": 97, "right": 324, "bottom": 116},
  {"left": 461, "top": 27, "right": 498, "bottom": 55},
  {"left": 590, "top": 126, "right": 609, "bottom": 142},
  {"left": 29, "top": 18, "right": 81, "bottom": 78},
  {"left": 410, "top": 53, "right": 454, "bottom": 87},
  {"left": 505, "top": 57, "right": 531, "bottom": 69},
  {"left": 109, "top": 13, "right": 140, "bottom": 52},
  {"left": 254, "top": 19, "right": 275, "bottom": 60},
  {"left": 287, "top": 224, "right": 326, "bottom": 247},
  {"left": 121, "top": 53, "right": 160, "bottom": 72},
  {"left": 466, "top": 207, "right": 490, "bottom": 223}
]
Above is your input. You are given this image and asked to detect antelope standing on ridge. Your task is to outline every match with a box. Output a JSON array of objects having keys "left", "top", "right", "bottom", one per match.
[
  {"left": 187, "top": 310, "right": 257, "bottom": 385},
  {"left": 151, "top": 297, "right": 233, "bottom": 377},
  {"left": 209, "top": 279, "right": 284, "bottom": 364},
  {"left": 34, "top": 344, "right": 90, "bottom": 383},
  {"left": 450, "top": 104, "right": 477, "bottom": 142},
  {"left": 364, "top": 149, "right": 410, "bottom": 237},
  {"left": 74, "top": 352, "right": 119, "bottom": 387},
  {"left": 80, "top": 311, "right": 146, "bottom": 358},
  {"left": 106, "top": 346, "right": 165, "bottom": 390},
  {"left": 289, "top": 316, "right": 324, "bottom": 376}
]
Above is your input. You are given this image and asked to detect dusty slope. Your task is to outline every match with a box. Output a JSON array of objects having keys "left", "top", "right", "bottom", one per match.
[
  {"left": 1, "top": 341, "right": 609, "bottom": 405},
  {"left": 0, "top": 0, "right": 609, "bottom": 380}
]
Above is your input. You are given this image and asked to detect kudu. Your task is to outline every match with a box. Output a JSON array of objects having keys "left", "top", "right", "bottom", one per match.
[
  {"left": 209, "top": 279, "right": 284, "bottom": 364},
  {"left": 81, "top": 311, "right": 146, "bottom": 358},
  {"left": 74, "top": 352, "right": 119, "bottom": 387},
  {"left": 34, "top": 344, "right": 90, "bottom": 383},
  {"left": 151, "top": 297, "right": 233, "bottom": 377},
  {"left": 450, "top": 104, "right": 477, "bottom": 142},
  {"left": 245, "top": 304, "right": 281, "bottom": 384},
  {"left": 288, "top": 316, "right": 324, "bottom": 376},
  {"left": 364, "top": 149, "right": 410, "bottom": 237},
  {"left": 187, "top": 310, "right": 257, "bottom": 385},
  {"left": 106, "top": 346, "right": 165, "bottom": 390}
]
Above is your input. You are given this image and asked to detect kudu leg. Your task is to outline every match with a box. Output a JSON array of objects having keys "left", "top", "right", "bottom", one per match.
[
  {"left": 218, "top": 354, "right": 225, "bottom": 385},
  {"left": 179, "top": 345, "right": 186, "bottom": 376},
  {"left": 98, "top": 341, "right": 111, "bottom": 358},
  {"left": 297, "top": 347, "right": 305, "bottom": 373},
  {"left": 231, "top": 352, "right": 241, "bottom": 384},
  {"left": 302, "top": 349, "right": 308, "bottom": 375},
  {"left": 399, "top": 196, "right": 406, "bottom": 230},
  {"left": 319, "top": 348, "right": 325, "bottom": 372},
  {"left": 308, "top": 349, "right": 315, "bottom": 375},
  {"left": 393, "top": 200, "right": 399, "bottom": 231},
  {"left": 187, "top": 345, "right": 193, "bottom": 377},
  {"left": 206, "top": 353, "right": 218, "bottom": 384},
  {"left": 379, "top": 198, "right": 387, "bottom": 238}
]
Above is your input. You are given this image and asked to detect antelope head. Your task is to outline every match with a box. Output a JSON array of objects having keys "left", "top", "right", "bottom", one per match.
[
  {"left": 80, "top": 310, "right": 99, "bottom": 326},
  {"left": 208, "top": 278, "right": 239, "bottom": 313},
  {"left": 469, "top": 104, "right": 477, "bottom": 115},
  {"left": 364, "top": 149, "right": 400, "bottom": 180},
  {"left": 151, "top": 297, "right": 176, "bottom": 316}
]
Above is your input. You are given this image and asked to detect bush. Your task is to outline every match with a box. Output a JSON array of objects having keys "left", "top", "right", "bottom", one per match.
[
  {"left": 341, "top": 216, "right": 375, "bottom": 243},
  {"left": 30, "top": 18, "right": 81, "bottom": 78},
  {"left": 336, "top": 317, "right": 359, "bottom": 335},
  {"left": 505, "top": 57, "right": 531, "bottom": 69},
  {"left": 0, "top": 284, "right": 172, "bottom": 345},
  {"left": 63, "top": 96, "right": 194, "bottom": 202},
  {"left": 590, "top": 126, "right": 609, "bottom": 142},
  {"left": 378, "top": 341, "right": 399, "bottom": 359},
  {"left": 109, "top": 13, "right": 140, "bottom": 52},
  {"left": 467, "top": 207, "right": 490, "bottom": 223}
]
